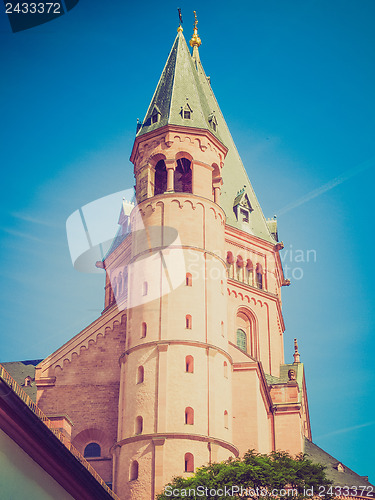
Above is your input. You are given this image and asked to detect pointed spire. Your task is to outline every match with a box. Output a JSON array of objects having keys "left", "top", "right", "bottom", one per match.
[
  {"left": 293, "top": 338, "right": 301, "bottom": 363},
  {"left": 136, "top": 29, "right": 216, "bottom": 139},
  {"left": 190, "top": 11, "right": 201, "bottom": 63}
]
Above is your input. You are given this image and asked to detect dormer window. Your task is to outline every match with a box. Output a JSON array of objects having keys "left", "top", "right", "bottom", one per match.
[
  {"left": 181, "top": 103, "right": 192, "bottom": 120},
  {"left": 233, "top": 189, "right": 253, "bottom": 223},
  {"left": 240, "top": 208, "right": 249, "bottom": 223},
  {"left": 208, "top": 112, "right": 218, "bottom": 132},
  {"left": 150, "top": 105, "right": 161, "bottom": 125}
]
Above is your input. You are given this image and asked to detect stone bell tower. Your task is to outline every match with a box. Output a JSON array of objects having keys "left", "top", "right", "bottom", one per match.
[{"left": 112, "top": 21, "right": 240, "bottom": 499}]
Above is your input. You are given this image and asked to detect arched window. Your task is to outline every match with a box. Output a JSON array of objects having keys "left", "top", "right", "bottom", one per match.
[
  {"left": 143, "top": 281, "right": 148, "bottom": 296},
  {"left": 212, "top": 163, "right": 221, "bottom": 203},
  {"left": 141, "top": 322, "right": 147, "bottom": 338},
  {"left": 221, "top": 321, "right": 224, "bottom": 337},
  {"left": 246, "top": 259, "right": 253, "bottom": 286},
  {"left": 237, "top": 310, "right": 256, "bottom": 358},
  {"left": 185, "top": 407, "right": 194, "bottom": 425},
  {"left": 154, "top": 159, "right": 167, "bottom": 195},
  {"left": 185, "top": 355, "right": 194, "bottom": 373},
  {"left": 224, "top": 361, "right": 228, "bottom": 378},
  {"left": 226, "top": 251, "right": 234, "bottom": 278},
  {"left": 130, "top": 460, "right": 139, "bottom": 481},
  {"left": 256, "top": 264, "right": 263, "bottom": 289},
  {"left": 236, "top": 255, "right": 244, "bottom": 267},
  {"left": 184, "top": 453, "right": 194, "bottom": 472},
  {"left": 135, "top": 416, "right": 143, "bottom": 435},
  {"left": 84, "top": 442, "right": 101, "bottom": 458},
  {"left": 186, "top": 315, "right": 192, "bottom": 329},
  {"left": 224, "top": 410, "right": 229, "bottom": 429},
  {"left": 174, "top": 158, "right": 192, "bottom": 193},
  {"left": 236, "top": 328, "right": 247, "bottom": 353},
  {"left": 236, "top": 255, "right": 244, "bottom": 281},
  {"left": 186, "top": 273, "right": 192, "bottom": 286},
  {"left": 137, "top": 366, "right": 144, "bottom": 384}
]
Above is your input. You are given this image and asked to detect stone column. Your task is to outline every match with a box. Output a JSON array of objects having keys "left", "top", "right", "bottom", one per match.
[
  {"left": 165, "top": 159, "right": 176, "bottom": 192},
  {"left": 153, "top": 438, "right": 165, "bottom": 498}
]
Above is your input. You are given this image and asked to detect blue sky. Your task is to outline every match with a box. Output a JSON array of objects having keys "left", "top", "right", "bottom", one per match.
[{"left": 1, "top": 0, "right": 374, "bottom": 482}]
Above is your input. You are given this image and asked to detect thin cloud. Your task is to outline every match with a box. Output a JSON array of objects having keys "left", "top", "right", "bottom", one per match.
[
  {"left": 276, "top": 156, "right": 375, "bottom": 216},
  {"left": 1, "top": 227, "right": 42, "bottom": 242},
  {"left": 11, "top": 212, "right": 55, "bottom": 227},
  {"left": 315, "top": 421, "right": 375, "bottom": 440}
]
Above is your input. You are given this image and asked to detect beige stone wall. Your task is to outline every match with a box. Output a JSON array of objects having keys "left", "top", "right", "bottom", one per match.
[
  {"left": 114, "top": 440, "right": 153, "bottom": 500},
  {"left": 255, "top": 376, "right": 273, "bottom": 454},
  {"left": 119, "top": 346, "right": 158, "bottom": 439},
  {"left": 274, "top": 410, "right": 303, "bottom": 455}
]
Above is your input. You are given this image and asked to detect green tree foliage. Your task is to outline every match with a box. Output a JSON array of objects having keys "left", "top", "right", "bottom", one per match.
[{"left": 157, "top": 450, "right": 332, "bottom": 500}]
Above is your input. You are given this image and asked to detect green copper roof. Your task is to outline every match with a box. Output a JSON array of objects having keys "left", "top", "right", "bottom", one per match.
[
  {"left": 138, "top": 31, "right": 276, "bottom": 244},
  {"left": 137, "top": 31, "right": 222, "bottom": 141}
]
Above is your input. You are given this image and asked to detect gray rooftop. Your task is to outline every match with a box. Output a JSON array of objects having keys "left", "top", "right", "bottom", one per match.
[{"left": 304, "top": 438, "right": 373, "bottom": 488}]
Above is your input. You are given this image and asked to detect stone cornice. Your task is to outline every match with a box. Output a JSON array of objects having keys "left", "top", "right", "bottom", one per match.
[
  {"left": 227, "top": 280, "right": 285, "bottom": 333},
  {"left": 130, "top": 124, "right": 228, "bottom": 165},
  {"left": 111, "top": 432, "right": 239, "bottom": 457},
  {"left": 119, "top": 340, "right": 233, "bottom": 366},
  {"left": 36, "top": 307, "right": 126, "bottom": 378}
]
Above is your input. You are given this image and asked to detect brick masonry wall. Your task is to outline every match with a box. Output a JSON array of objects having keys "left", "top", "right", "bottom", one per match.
[{"left": 37, "top": 313, "right": 126, "bottom": 483}]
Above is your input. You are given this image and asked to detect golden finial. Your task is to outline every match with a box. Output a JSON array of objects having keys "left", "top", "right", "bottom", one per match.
[{"left": 189, "top": 10, "right": 201, "bottom": 48}]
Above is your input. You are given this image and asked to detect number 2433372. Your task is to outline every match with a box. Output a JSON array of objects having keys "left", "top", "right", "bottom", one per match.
[{"left": 5, "top": 3, "right": 62, "bottom": 14}]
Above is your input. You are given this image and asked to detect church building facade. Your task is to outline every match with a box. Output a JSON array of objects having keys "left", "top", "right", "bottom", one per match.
[{"left": 33, "top": 19, "right": 356, "bottom": 500}]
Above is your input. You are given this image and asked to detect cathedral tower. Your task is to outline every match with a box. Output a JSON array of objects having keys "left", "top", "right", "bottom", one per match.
[
  {"left": 35, "top": 18, "right": 312, "bottom": 500},
  {"left": 112, "top": 24, "right": 234, "bottom": 499}
]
